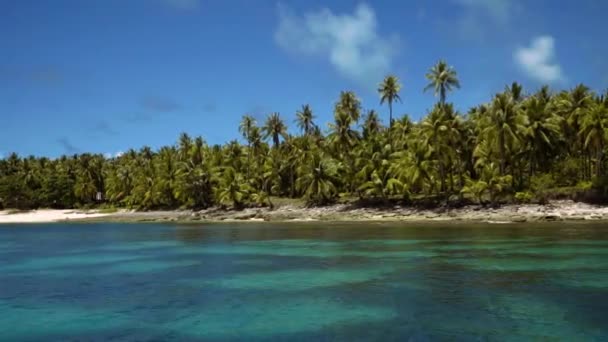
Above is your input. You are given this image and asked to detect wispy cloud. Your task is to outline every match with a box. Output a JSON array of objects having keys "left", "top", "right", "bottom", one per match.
[
  {"left": 57, "top": 138, "right": 79, "bottom": 154},
  {"left": 162, "top": 0, "right": 200, "bottom": 10},
  {"left": 93, "top": 121, "right": 119, "bottom": 136},
  {"left": 275, "top": 3, "right": 399, "bottom": 86},
  {"left": 450, "top": 0, "right": 515, "bottom": 41},
  {"left": 140, "top": 96, "right": 181, "bottom": 113},
  {"left": 202, "top": 102, "right": 217, "bottom": 113},
  {"left": 0, "top": 65, "right": 65, "bottom": 86},
  {"left": 124, "top": 112, "right": 151, "bottom": 123},
  {"left": 514, "top": 36, "right": 564, "bottom": 83},
  {"left": 454, "top": 0, "right": 511, "bottom": 24},
  {"left": 245, "top": 104, "right": 270, "bottom": 123}
]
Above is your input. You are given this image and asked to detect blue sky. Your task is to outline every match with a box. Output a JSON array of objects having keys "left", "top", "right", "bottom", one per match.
[{"left": 1, "top": 0, "right": 607, "bottom": 157}]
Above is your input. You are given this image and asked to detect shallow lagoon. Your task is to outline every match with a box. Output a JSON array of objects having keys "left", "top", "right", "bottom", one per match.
[{"left": 1, "top": 222, "right": 607, "bottom": 340}]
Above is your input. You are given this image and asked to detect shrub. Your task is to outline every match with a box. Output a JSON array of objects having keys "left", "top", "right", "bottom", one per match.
[
  {"left": 575, "top": 181, "right": 593, "bottom": 191},
  {"left": 530, "top": 173, "right": 556, "bottom": 193},
  {"left": 514, "top": 191, "right": 533, "bottom": 204}
]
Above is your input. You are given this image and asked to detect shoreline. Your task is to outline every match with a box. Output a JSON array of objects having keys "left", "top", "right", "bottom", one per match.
[{"left": 2, "top": 200, "right": 608, "bottom": 224}]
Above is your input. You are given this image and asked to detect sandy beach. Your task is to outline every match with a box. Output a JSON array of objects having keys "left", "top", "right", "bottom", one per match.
[
  {"left": 0, "top": 209, "right": 113, "bottom": 224},
  {"left": 3, "top": 200, "right": 608, "bottom": 224}
]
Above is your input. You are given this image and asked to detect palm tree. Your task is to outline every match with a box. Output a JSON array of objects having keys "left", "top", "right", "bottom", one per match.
[
  {"left": 424, "top": 60, "right": 460, "bottom": 105},
  {"left": 361, "top": 110, "right": 383, "bottom": 139},
  {"left": 178, "top": 132, "right": 192, "bottom": 161},
  {"left": 522, "top": 94, "right": 562, "bottom": 175},
  {"left": 296, "top": 154, "right": 339, "bottom": 205},
  {"left": 579, "top": 102, "right": 608, "bottom": 177},
  {"left": 420, "top": 104, "right": 459, "bottom": 195},
  {"left": 506, "top": 82, "right": 524, "bottom": 103},
  {"left": 328, "top": 111, "right": 359, "bottom": 152},
  {"left": 392, "top": 115, "right": 413, "bottom": 148},
  {"left": 262, "top": 112, "right": 287, "bottom": 148},
  {"left": 216, "top": 166, "right": 251, "bottom": 209},
  {"left": 295, "top": 105, "right": 315, "bottom": 136},
  {"left": 336, "top": 91, "right": 362, "bottom": 123},
  {"left": 378, "top": 75, "right": 402, "bottom": 132},
  {"left": 482, "top": 91, "right": 526, "bottom": 175},
  {"left": 390, "top": 136, "right": 435, "bottom": 195},
  {"left": 239, "top": 115, "right": 256, "bottom": 177}
]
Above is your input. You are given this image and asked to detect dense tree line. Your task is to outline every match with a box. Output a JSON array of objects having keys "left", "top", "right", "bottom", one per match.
[{"left": 2, "top": 60, "right": 608, "bottom": 210}]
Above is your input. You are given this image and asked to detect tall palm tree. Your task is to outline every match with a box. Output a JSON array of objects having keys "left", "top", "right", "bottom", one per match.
[
  {"left": 178, "top": 132, "right": 192, "bottom": 161},
  {"left": 336, "top": 91, "right": 362, "bottom": 123},
  {"left": 424, "top": 60, "right": 460, "bottom": 105},
  {"left": 378, "top": 75, "right": 402, "bottom": 131},
  {"left": 507, "top": 82, "right": 524, "bottom": 103},
  {"left": 420, "top": 104, "right": 458, "bottom": 194},
  {"left": 239, "top": 115, "right": 256, "bottom": 143},
  {"left": 579, "top": 102, "right": 608, "bottom": 177},
  {"left": 483, "top": 91, "right": 526, "bottom": 175},
  {"left": 328, "top": 111, "right": 359, "bottom": 153},
  {"left": 392, "top": 115, "right": 413, "bottom": 149},
  {"left": 239, "top": 115, "right": 257, "bottom": 177},
  {"left": 361, "top": 110, "right": 383, "bottom": 139},
  {"left": 262, "top": 112, "right": 287, "bottom": 148},
  {"left": 522, "top": 95, "right": 562, "bottom": 175},
  {"left": 295, "top": 105, "right": 315, "bottom": 136}
]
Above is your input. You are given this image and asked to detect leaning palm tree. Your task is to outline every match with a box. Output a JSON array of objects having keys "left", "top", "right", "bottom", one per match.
[
  {"left": 295, "top": 104, "right": 315, "bottom": 136},
  {"left": 378, "top": 75, "right": 402, "bottom": 131},
  {"left": 262, "top": 112, "right": 287, "bottom": 148},
  {"left": 424, "top": 60, "right": 460, "bottom": 105}
]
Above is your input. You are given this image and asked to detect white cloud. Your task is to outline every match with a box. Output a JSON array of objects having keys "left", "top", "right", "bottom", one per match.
[
  {"left": 104, "top": 151, "right": 124, "bottom": 159},
  {"left": 274, "top": 3, "right": 398, "bottom": 86},
  {"left": 162, "top": 0, "right": 199, "bottom": 10},
  {"left": 514, "top": 36, "right": 564, "bottom": 83}
]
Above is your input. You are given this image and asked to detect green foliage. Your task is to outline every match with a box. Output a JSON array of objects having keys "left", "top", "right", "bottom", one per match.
[
  {"left": 576, "top": 180, "right": 593, "bottom": 191},
  {"left": 1, "top": 68, "right": 607, "bottom": 211},
  {"left": 531, "top": 174, "right": 556, "bottom": 193},
  {"left": 461, "top": 179, "right": 488, "bottom": 204},
  {"left": 514, "top": 191, "right": 533, "bottom": 204}
]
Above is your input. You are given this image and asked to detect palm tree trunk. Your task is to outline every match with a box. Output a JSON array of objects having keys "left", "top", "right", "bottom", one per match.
[
  {"left": 247, "top": 141, "right": 251, "bottom": 178},
  {"left": 290, "top": 167, "right": 295, "bottom": 198},
  {"left": 389, "top": 101, "right": 393, "bottom": 146},
  {"left": 434, "top": 135, "right": 446, "bottom": 195},
  {"left": 499, "top": 131, "right": 506, "bottom": 175},
  {"left": 597, "top": 149, "right": 603, "bottom": 178}
]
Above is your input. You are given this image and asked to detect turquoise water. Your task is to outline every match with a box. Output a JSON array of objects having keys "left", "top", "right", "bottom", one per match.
[{"left": 1, "top": 222, "right": 608, "bottom": 340}]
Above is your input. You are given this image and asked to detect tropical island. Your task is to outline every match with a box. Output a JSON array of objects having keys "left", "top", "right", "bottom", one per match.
[{"left": 2, "top": 61, "right": 608, "bottom": 223}]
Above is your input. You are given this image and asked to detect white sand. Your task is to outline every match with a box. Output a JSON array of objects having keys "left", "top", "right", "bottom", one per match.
[{"left": 0, "top": 209, "right": 111, "bottom": 224}]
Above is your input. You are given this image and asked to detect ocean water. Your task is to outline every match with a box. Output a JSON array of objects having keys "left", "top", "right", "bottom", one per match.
[{"left": 1, "top": 222, "right": 607, "bottom": 341}]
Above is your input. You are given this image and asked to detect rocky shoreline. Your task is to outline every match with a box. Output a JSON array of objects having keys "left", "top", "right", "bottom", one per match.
[{"left": 94, "top": 200, "right": 608, "bottom": 224}]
